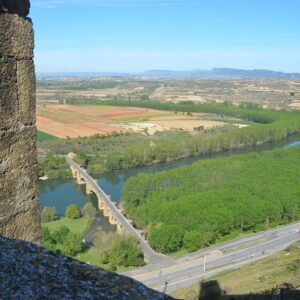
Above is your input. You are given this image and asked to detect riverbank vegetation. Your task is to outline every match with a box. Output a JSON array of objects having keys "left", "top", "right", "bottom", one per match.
[
  {"left": 171, "top": 242, "right": 300, "bottom": 300},
  {"left": 42, "top": 218, "right": 91, "bottom": 237},
  {"left": 77, "top": 231, "right": 145, "bottom": 271},
  {"left": 38, "top": 152, "right": 71, "bottom": 179},
  {"left": 122, "top": 146, "right": 300, "bottom": 254},
  {"left": 41, "top": 204, "right": 91, "bottom": 256},
  {"left": 37, "top": 101, "right": 300, "bottom": 179},
  {"left": 41, "top": 203, "right": 145, "bottom": 270}
]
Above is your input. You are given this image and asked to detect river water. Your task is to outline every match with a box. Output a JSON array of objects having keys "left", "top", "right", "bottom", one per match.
[{"left": 40, "top": 134, "right": 300, "bottom": 232}]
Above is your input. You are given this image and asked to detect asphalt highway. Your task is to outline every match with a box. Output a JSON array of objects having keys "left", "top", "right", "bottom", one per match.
[{"left": 125, "top": 222, "right": 300, "bottom": 293}]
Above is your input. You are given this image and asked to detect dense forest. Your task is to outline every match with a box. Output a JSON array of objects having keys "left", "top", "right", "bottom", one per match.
[
  {"left": 122, "top": 146, "right": 300, "bottom": 254},
  {"left": 38, "top": 101, "right": 300, "bottom": 178}
]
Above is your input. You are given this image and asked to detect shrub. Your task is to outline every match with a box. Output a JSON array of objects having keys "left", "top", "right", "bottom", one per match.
[
  {"left": 41, "top": 207, "right": 58, "bottom": 223},
  {"left": 53, "top": 226, "right": 70, "bottom": 244},
  {"left": 183, "top": 231, "right": 202, "bottom": 253},
  {"left": 65, "top": 204, "right": 81, "bottom": 219},
  {"left": 149, "top": 224, "right": 184, "bottom": 254},
  {"left": 41, "top": 228, "right": 57, "bottom": 252},
  {"left": 92, "top": 232, "right": 144, "bottom": 268},
  {"left": 41, "top": 225, "right": 85, "bottom": 257},
  {"left": 109, "top": 235, "right": 144, "bottom": 268},
  {"left": 82, "top": 202, "right": 97, "bottom": 219},
  {"left": 60, "top": 233, "right": 85, "bottom": 256}
]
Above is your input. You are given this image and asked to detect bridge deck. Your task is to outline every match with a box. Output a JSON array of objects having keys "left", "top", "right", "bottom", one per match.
[{"left": 66, "top": 157, "right": 162, "bottom": 263}]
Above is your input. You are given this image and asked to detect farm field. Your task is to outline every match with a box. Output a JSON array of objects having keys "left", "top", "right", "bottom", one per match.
[
  {"left": 37, "top": 130, "right": 58, "bottom": 142},
  {"left": 36, "top": 77, "right": 300, "bottom": 110},
  {"left": 36, "top": 104, "right": 230, "bottom": 138}
]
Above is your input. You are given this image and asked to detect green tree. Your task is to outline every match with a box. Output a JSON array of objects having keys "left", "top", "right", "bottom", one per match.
[
  {"left": 42, "top": 225, "right": 85, "bottom": 257},
  {"left": 149, "top": 224, "right": 184, "bottom": 254},
  {"left": 53, "top": 226, "right": 71, "bottom": 244},
  {"left": 60, "top": 233, "right": 85, "bottom": 256},
  {"left": 82, "top": 202, "right": 97, "bottom": 219},
  {"left": 41, "top": 207, "right": 58, "bottom": 223},
  {"left": 183, "top": 231, "right": 202, "bottom": 252},
  {"left": 41, "top": 227, "right": 57, "bottom": 252},
  {"left": 65, "top": 204, "right": 81, "bottom": 219},
  {"left": 106, "top": 152, "right": 123, "bottom": 170},
  {"left": 77, "top": 153, "right": 90, "bottom": 169},
  {"left": 109, "top": 235, "right": 144, "bottom": 269}
]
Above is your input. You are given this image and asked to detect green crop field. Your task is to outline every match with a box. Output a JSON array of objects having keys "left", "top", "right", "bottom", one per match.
[{"left": 37, "top": 130, "right": 58, "bottom": 142}]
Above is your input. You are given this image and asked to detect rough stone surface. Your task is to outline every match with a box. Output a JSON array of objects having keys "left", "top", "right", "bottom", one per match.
[
  {"left": 0, "top": 13, "right": 34, "bottom": 59},
  {"left": 0, "top": 0, "right": 40, "bottom": 242},
  {"left": 0, "top": 237, "right": 174, "bottom": 300}
]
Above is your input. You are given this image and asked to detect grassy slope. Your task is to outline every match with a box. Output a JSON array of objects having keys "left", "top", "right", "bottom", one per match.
[
  {"left": 76, "top": 247, "right": 137, "bottom": 273},
  {"left": 42, "top": 218, "right": 91, "bottom": 236},
  {"left": 171, "top": 242, "right": 300, "bottom": 299},
  {"left": 37, "top": 130, "right": 58, "bottom": 142}
]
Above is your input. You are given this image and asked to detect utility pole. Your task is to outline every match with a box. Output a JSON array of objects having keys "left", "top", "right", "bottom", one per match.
[
  {"left": 203, "top": 255, "right": 207, "bottom": 273},
  {"left": 163, "top": 281, "right": 168, "bottom": 293}
]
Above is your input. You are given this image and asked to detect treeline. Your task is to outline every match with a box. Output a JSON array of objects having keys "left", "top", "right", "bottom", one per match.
[
  {"left": 38, "top": 152, "right": 71, "bottom": 178},
  {"left": 98, "top": 101, "right": 300, "bottom": 170},
  {"left": 104, "top": 100, "right": 280, "bottom": 123},
  {"left": 37, "top": 79, "right": 119, "bottom": 90},
  {"left": 38, "top": 101, "right": 300, "bottom": 178},
  {"left": 122, "top": 146, "right": 300, "bottom": 254}
]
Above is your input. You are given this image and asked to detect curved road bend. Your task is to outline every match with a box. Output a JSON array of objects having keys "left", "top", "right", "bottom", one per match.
[
  {"left": 125, "top": 222, "right": 300, "bottom": 293},
  {"left": 66, "top": 157, "right": 167, "bottom": 263}
]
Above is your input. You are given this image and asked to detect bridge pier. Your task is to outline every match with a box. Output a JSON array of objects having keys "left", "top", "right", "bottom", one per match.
[
  {"left": 109, "top": 213, "right": 118, "bottom": 225},
  {"left": 86, "top": 183, "right": 93, "bottom": 195},
  {"left": 76, "top": 173, "right": 85, "bottom": 185},
  {"left": 103, "top": 206, "right": 110, "bottom": 217},
  {"left": 67, "top": 157, "right": 158, "bottom": 263},
  {"left": 70, "top": 166, "right": 77, "bottom": 178},
  {"left": 98, "top": 199, "right": 105, "bottom": 210}
]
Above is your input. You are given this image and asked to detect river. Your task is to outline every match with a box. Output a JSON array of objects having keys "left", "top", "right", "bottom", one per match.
[{"left": 40, "top": 133, "right": 300, "bottom": 232}]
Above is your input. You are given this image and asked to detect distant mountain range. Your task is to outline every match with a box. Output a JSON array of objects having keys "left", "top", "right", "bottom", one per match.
[
  {"left": 142, "top": 68, "right": 300, "bottom": 79},
  {"left": 37, "top": 68, "right": 300, "bottom": 79}
]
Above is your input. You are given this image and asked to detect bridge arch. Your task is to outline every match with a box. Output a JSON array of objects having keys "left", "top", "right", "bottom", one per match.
[{"left": 66, "top": 156, "right": 160, "bottom": 263}]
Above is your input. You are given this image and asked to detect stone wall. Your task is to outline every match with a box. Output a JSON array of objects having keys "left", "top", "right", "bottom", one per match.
[
  {"left": 0, "top": 236, "right": 174, "bottom": 299},
  {"left": 0, "top": 0, "right": 40, "bottom": 242}
]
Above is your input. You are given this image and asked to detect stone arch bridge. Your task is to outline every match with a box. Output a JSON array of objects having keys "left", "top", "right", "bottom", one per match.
[{"left": 66, "top": 156, "right": 162, "bottom": 263}]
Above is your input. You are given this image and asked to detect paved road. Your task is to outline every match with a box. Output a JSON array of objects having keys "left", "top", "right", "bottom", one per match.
[
  {"left": 125, "top": 222, "right": 300, "bottom": 293},
  {"left": 66, "top": 157, "right": 165, "bottom": 263}
]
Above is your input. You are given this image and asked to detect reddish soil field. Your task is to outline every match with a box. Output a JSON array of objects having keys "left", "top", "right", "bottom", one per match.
[
  {"left": 36, "top": 104, "right": 165, "bottom": 138},
  {"left": 36, "top": 116, "right": 59, "bottom": 126},
  {"left": 37, "top": 123, "right": 124, "bottom": 138}
]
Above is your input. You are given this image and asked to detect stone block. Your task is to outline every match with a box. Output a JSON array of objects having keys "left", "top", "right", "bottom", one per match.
[
  {"left": 0, "top": 13, "right": 33, "bottom": 59},
  {"left": 0, "top": 201, "right": 40, "bottom": 242},
  {"left": 0, "top": 126, "right": 37, "bottom": 173},
  {"left": 0, "top": 58, "right": 18, "bottom": 130},
  {"left": 17, "top": 60, "right": 36, "bottom": 125}
]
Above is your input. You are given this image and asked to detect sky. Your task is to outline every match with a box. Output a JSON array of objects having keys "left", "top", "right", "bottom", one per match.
[{"left": 30, "top": 0, "right": 300, "bottom": 73}]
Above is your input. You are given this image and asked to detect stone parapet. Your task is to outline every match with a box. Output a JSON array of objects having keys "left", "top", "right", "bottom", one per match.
[
  {"left": 0, "top": 0, "right": 39, "bottom": 242},
  {"left": 0, "top": 236, "right": 174, "bottom": 299}
]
